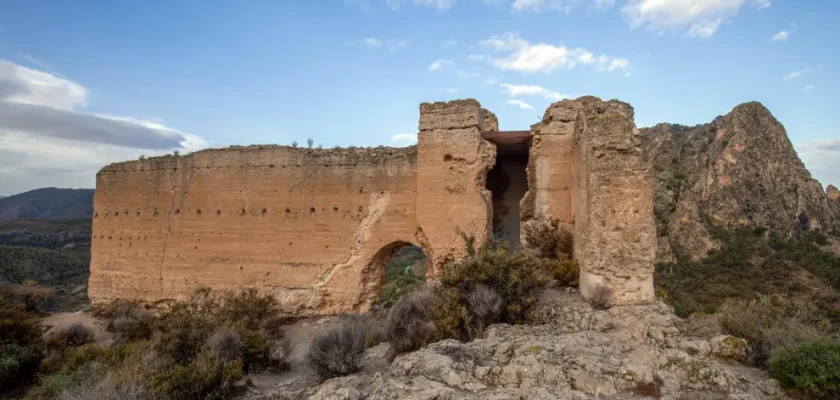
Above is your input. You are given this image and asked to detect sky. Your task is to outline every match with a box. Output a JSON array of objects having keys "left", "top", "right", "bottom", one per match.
[{"left": 0, "top": 0, "right": 838, "bottom": 196}]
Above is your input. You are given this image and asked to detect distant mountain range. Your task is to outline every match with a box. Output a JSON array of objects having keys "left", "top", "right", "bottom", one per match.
[{"left": 0, "top": 188, "right": 94, "bottom": 222}]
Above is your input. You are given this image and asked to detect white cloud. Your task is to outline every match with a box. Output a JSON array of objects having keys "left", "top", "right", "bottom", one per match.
[
  {"left": 483, "top": 76, "right": 500, "bottom": 85},
  {"left": 0, "top": 59, "right": 206, "bottom": 194},
  {"left": 384, "top": 0, "right": 402, "bottom": 9},
  {"left": 684, "top": 18, "right": 722, "bottom": 39},
  {"left": 444, "top": 88, "right": 460, "bottom": 93},
  {"left": 795, "top": 139, "right": 840, "bottom": 187},
  {"left": 359, "top": 37, "right": 408, "bottom": 51},
  {"left": 500, "top": 83, "right": 569, "bottom": 100},
  {"left": 479, "top": 32, "right": 629, "bottom": 73},
  {"left": 413, "top": 0, "right": 458, "bottom": 10},
  {"left": 443, "top": 39, "right": 457, "bottom": 46},
  {"left": 622, "top": 0, "right": 770, "bottom": 39},
  {"left": 429, "top": 59, "right": 454, "bottom": 71},
  {"left": 624, "top": 71, "right": 632, "bottom": 77},
  {"left": 505, "top": 99, "right": 534, "bottom": 109},
  {"left": 771, "top": 30, "right": 789, "bottom": 41},
  {"left": 782, "top": 68, "right": 813, "bottom": 81},
  {"left": 509, "top": 0, "right": 615, "bottom": 12},
  {"left": 391, "top": 133, "right": 418, "bottom": 143},
  {"left": 468, "top": 54, "right": 485, "bottom": 61},
  {"left": 803, "top": 84, "right": 815, "bottom": 91}
]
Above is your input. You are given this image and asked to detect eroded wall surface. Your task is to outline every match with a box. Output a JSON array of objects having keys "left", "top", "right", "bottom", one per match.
[
  {"left": 89, "top": 146, "right": 418, "bottom": 314},
  {"left": 416, "top": 100, "right": 496, "bottom": 277},
  {"left": 569, "top": 97, "right": 657, "bottom": 304},
  {"left": 521, "top": 104, "right": 575, "bottom": 228},
  {"left": 89, "top": 96, "right": 658, "bottom": 313}
]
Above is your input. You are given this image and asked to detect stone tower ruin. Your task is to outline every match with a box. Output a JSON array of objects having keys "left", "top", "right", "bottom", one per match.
[{"left": 88, "top": 96, "right": 656, "bottom": 314}]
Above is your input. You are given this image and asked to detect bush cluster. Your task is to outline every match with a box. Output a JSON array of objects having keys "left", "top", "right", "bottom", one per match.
[
  {"left": 308, "top": 316, "right": 366, "bottom": 379},
  {"left": 0, "top": 287, "right": 46, "bottom": 393},
  {"left": 383, "top": 238, "right": 578, "bottom": 355},
  {"left": 26, "top": 288, "right": 289, "bottom": 400},
  {"left": 720, "top": 295, "right": 832, "bottom": 367},
  {"left": 770, "top": 340, "right": 840, "bottom": 399}
]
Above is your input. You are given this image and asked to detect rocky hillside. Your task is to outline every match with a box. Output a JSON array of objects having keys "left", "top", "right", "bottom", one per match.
[
  {"left": 257, "top": 289, "right": 785, "bottom": 400},
  {"left": 0, "top": 188, "right": 94, "bottom": 222},
  {"left": 640, "top": 102, "right": 838, "bottom": 262}
]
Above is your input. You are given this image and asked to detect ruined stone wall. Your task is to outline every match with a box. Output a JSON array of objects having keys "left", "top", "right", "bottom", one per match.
[
  {"left": 416, "top": 100, "right": 496, "bottom": 277},
  {"left": 521, "top": 104, "right": 575, "bottom": 230},
  {"left": 570, "top": 97, "right": 657, "bottom": 304},
  {"left": 89, "top": 96, "right": 658, "bottom": 313},
  {"left": 89, "top": 146, "right": 418, "bottom": 315}
]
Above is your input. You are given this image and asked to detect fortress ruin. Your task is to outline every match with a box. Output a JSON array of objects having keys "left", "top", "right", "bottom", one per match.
[{"left": 89, "top": 96, "right": 657, "bottom": 315}]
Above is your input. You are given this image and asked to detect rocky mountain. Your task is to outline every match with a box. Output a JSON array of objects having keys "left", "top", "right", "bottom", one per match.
[
  {"left": 0, "top": 188, "right": 94, "bottom": 222},
  {"left": 640, "top": 102, "right": 838, "bottom": 261}
]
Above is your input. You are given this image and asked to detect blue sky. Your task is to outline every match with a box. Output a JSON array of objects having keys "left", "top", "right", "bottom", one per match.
[{"left": 0, "top": 0, "right": 838, "bottom": 195}]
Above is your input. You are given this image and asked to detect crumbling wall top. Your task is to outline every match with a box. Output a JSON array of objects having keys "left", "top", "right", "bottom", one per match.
[
  {"left": 98, "top": 144, "right": 417, "bottom": 174},
  {"left": 419, "top": 99, "right": 482, "bottom": 131}
]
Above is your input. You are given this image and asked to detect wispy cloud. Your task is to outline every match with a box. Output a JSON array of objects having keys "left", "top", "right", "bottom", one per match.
[
  {"left": 442, "top": 39, "right": 457, "bottom": 46},
  {"left": 505, "top": 99, "right": 533, "bottom": 109},
  {"left": 444, "top": 88, "right": 460, "bottom": 93},
  {"left": 391, "top": 133, "right": 418, "bottom": 143},
  {"left": 622, "top": 0, "right": 770, "bottom": 39},
  {"left": 796, "top": 139, "right": 840, "bottom": 186},
  {"left": 771, "top": 30, "right": 789, "bottom": 41},
  {"left": 413, "top": 0, "right": 458, "bottom": 10},
  {"left": 782, "top": 68, "right": 813, "bottom": 81},
  {"left": 803, "top": 84, "right": 815, "bottom": 91},
  {"left": 359, "top": 37, "right": 408, "bottom": 51},
  {"left": 468, "top": 54, "right": 485, "bottom": 61},
  {"left": 510, "top": 0, "right": 615, "bottom": 12},
  {"left": 500, "top": 83, "right": 569, "bottom": 100},
  {"left": 429, "top": 59, "right": 454, "bottom": 71},
  {"left": 0, "top": 59, "right": 207, "bottom": 194},
  {"left": 479, "top": 32, "right": 629, "bottom": 73}
]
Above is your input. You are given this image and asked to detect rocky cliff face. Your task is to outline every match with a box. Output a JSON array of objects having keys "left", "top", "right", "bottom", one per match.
[{"left": 641, "top": 102, "right": 838, "bottom": 261}]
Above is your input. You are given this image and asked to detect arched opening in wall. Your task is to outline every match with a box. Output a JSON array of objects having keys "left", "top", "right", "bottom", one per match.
[
  {"left": 483, "top": 131, "right": 530, "bottom": 249},
  {"left": 372, "top": 243, "right": 429, "bottom": 310}
]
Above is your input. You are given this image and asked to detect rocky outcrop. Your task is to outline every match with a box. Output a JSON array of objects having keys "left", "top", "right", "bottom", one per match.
[
  {"left": 641, "top": 102, "right": 838, "bottom": 261},
  {"left": 261, "top": 290, "right": 785, "bottom": 400},
  {"left": 829, "top": 185, "right": 840, "bottom": 224}
]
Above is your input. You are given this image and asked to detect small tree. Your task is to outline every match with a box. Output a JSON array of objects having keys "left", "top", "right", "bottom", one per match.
[
  {"left": 317, "top": 144, "right": 323, "bottom": 150},
  {"left": 307, "top": 138, "right": 314, "bottom": 148},
  {"left": 173, "top": 150, "right": 180, "bottom": 156},
  {"left": 291, "top": 141, "right": 298, "bottom": 148}
]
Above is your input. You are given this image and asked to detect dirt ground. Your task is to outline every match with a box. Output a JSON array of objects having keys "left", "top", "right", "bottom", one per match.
[
  {"left": 40, "top": 310, "right": 113, "bottom": 346},
  {"left": 245, "top": 316, "right": 391, "bottom": 397}
]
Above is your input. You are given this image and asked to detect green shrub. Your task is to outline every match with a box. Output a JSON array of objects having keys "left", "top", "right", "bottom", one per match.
[
  {"left": 440, "top": 242, "right": 550, "bottom": 326},
  {"left": 308, "top": 316, "right": 366, "bottom": 379},
  {"left": 150, "top": 350, "right": 243, "bottom": 400},
  {"left": 0, "top": 343, "right": 41, "bottom": 387},
  {"left": 0, "top": 298, "right": 44, "bottom": 389},
  {"left": 720, "top": 295, "right": 832, "bottom": 367},
  {"left": 770, "top": 340, "right": 840, "bottom": 398},
  {"left": 522, "top": 218, "right": 573, "bottom": 259}
]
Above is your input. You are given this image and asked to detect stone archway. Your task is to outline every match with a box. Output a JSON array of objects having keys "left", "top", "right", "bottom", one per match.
[{"left": 365, "top": 241, "right": 429, "bottom": 310}]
